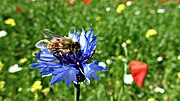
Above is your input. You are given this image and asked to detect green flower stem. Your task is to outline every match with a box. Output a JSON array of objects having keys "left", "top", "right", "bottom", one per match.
[
  {"left": 123, "top": 44, "right": 128, "bottom": 74},
  {"left": 74, "top": 84, "right": 80, "bottom": 101}
]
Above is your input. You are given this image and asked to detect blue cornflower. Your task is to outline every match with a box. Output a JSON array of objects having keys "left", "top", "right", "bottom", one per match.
[{"left": 30, "top": 28, "right": 108, "bottom": 87}]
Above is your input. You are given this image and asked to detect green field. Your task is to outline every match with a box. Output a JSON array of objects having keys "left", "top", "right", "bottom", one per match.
[{"left": 0, "top": 0, "right": 180, "bottom": 101}]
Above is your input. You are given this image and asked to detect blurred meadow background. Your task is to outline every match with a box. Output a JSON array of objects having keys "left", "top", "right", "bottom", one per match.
[{"left": 0, "top": 0, "right": 180, "bottom": 101}]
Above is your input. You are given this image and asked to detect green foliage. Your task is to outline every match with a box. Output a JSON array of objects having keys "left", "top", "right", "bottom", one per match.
[{"left": 0, "top": 0, "right": 180, "bottom": 101}]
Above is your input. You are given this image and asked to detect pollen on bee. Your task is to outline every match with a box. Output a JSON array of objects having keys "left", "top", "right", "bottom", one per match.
[{"left": 48, "top": 37, "right": 81, "bottom": 57}]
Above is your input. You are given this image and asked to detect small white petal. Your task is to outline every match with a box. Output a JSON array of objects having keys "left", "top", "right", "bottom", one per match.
[
  {"left": 124, "top": 74, "right": 133, "bottom": 84},
  {"left": 126, "top": 1, "right": 132, "bottom": 6},
  {"left": 157, "top": 56, "right": 163, "bottom": 62},
  {"left": 106, "top": 59, "right": 111, "bottom": 64},
  {"left": 0, "top": 30, "right": 7, "bottom": 38},
  {"left": 154, "top": 87, "right": 165, "bottom": 93},
  {"left": 135, "top": 11, "right": 141, "bottom": 15},
  {"left": 106, "top": 7, "right": 111, "bottom": 12},
  {"left": 157, "top": 9, "right": 166, "bottom": 13},
  {"left": 9, "top": 64, "right": 22, "bottom": 73},
  {"left": 122, "top": 42, "right": 127, "bottom": 47}
]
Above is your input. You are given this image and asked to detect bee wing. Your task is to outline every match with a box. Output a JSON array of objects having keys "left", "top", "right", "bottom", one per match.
[
  {"left": 35, "top": 39, "right": 50, "bottom": 50},
  {"left": 41, "top": 29, "right": 55, "bottom": 38}
]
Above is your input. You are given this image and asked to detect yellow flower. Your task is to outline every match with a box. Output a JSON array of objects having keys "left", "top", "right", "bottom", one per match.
[
  {"left": 95, "top": 16, "right": 101, "bottom": 21},
  {"left": 118, "top": 55, "right": 125, "bottom": 61},
  {"left": 177, "top": 72, "right": 180, "bottom": 79},
  {"left": 42, "top": 87, "right": 50, "bottom": 95},
  {"left": 146, "top": 29, "right": 157, "bottom": 38},
  {"left": 146, "top": 34, "right": 150, "bottom": 38},
  {"left": 32, "top": 49, "right": 39, "bottom": 56},
  {"left": 126, "top": 39, "right": 132, "bottom": 44},
  {"left": 31, "top": 80, "right": 42, "bottom": 92},
  {"left": 116, "top": 4, "right": 126, "bottom": 13},
  {"left": 0, "top": 81, "right": 5, "bottom": 89},
  {"left": 0, "top": 62, "right": 4, "bottom": 71},
  {"left": 19, "top": 58, "right": 28, "bottom": 64},
  {"left": 4, "top": 18, "right": 16, "bottom": 26},
  {"left": 177, "top": 55, "right": 180, "bottom": 60},
  {"left": 137, "top": 53, "right": 141, "bottom": 59},
  {"left": 147, "top": 97, "right": 157, "bottom": 101},
  {"left": 18, "top": 87, "right": 23, "bottom": 92}
]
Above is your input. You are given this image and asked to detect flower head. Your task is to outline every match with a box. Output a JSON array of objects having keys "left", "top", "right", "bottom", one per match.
[
  {"left": 84, "top": 0, "right": 90, "bottom": 5},
  {"left": 16, "top": 7, "right": 22, "bottom": 13},
  {"left": 146, "top": 29, "right": 157, "bottom": 38},
  {"left": 123, "top": 74, "right": 133, "bottom": 84},
  {"left": 0, "top": 61, "right": 4, "bottom": 71},
  {"left": 68, "top": 0, "right": 75, "bottom": 6},
  {"left": 177, "top": 55, "right": 180, "bottom": 60},
  {"left": 31, "top": 80, "right": 42, "bottom": 92},
  {"left": 42, "top": 87, "right": 50, "bottom": 95},
  {"left": 177, "top": 72, "right": 180, "bottom": 79},
  {"left": 116, "top": 4, "right": 126, "bottom": 13},
  {"left": 4, "top": 18, "right": 16, "bottom": 26},
  {"left": 0, "top": 81, "right": 5, "bottom": 89},
  {"left": 126, "top": 39, "right": 131, "bottom": 44},
  {"left": 129, "top": 60, "right": 148, "bottom": 88},
  {"left": 154, "top": 87, "right": 165, "bottom": 93},
  {"left": 0, "top": 30, "right": 7, "bottom": 38},
  {"left": 157, "top": 7, "right": 166, "bottom": 14},
  {"left": 19, "top": 58, "right": 28, "bottom": 64},
  {"left": 147, "top": 97, "right": 157, "bottom": 101},
  {"left": 8, "top": 64, "right": 22, "bottom": 73},
  {"left": 30, "top": 28, "right": 107, "bottom": 86}
]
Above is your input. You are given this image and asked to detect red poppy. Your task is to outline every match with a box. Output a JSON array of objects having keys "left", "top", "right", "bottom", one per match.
[
  {"left": 129, "top": 60, "right": 148, "bottom": 88},
  {"left": 68, "top": 0, "right": 75, "bottom": 6},
  {"left": 16, "top": 7, "right": 22, "bottom": 13},
  {"left": 84, "top": 0, "right": 90, "bottom": 5}
]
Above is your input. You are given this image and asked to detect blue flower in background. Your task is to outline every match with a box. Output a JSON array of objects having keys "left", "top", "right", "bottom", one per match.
[{"left": 30, "top": 28, "right": 108, "bottom": 87}]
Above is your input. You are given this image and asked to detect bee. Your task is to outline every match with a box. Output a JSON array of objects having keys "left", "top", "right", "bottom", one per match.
[{"left": 40, "top": 29, "right": 81, "bottom": 57}]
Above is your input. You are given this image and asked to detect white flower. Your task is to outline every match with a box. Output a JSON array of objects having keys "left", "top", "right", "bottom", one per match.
[
  {"left": 0, "top": 30, "right": 7, "bottom": 38},
  {"left": 154, "top": 87, "right": 165, "bottom": 93},
  {"left": 126, "top": 1, "right": 132, "bottom": 6},
  {"left": 157, "top": 56, "right": 163, "bottom": 62},
  {"left": 121, "top": 42, "right": 127, "bottom": 48},
  {"left": 106, "top": 7, "right": 111, "bottom": 12},
  {"left": 157, "top": 8, "right": 166, "bottom": 13},
  {"left": 106, "top": 59, "right": 111, "bottom": 64},
  {"left": 98, "top": 62, "right": 106, "bottom": 67},
  {"left": 9, "top": 64, "right": 22, "bottom": 73},
  {"left": 124, "top": 74, "right": 133, "bottom": 84},
  {"left": 135, "top": 11, "right": 141, "bottom": 15}
]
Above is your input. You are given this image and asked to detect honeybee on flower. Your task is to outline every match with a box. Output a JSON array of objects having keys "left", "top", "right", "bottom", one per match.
[{"left": 30, "top": 28, "right": 108, "bottom": 87}]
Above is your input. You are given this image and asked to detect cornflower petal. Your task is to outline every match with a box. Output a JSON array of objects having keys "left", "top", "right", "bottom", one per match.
[
  {"left": 68, "top": 30, "right": 80, "bottom": 41},
  {"left": 65, "top": 67, "right": 79, "bottom": 86},
  {"left": 91, "top": 72, "right": 99, "bottom": 80},
  {"left": 50, "top": 66, "right": 79, "bottom": 86},
  {"left": 83, "top": 60, "right": 107, "bottom": 82},
  {"left": 37, "top": 50, "right": 57, "bottom": 62},
  {"left": 50, "top": 72, "right": 66, "bottom": 86},
  {"left": 90, "top": 60, "right": 108, "bottom": 71}
]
